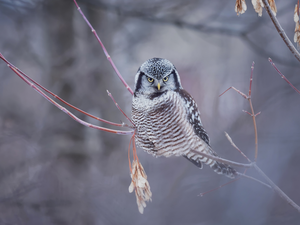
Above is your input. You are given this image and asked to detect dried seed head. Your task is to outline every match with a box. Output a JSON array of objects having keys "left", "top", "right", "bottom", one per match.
[
  {"left": 268, "top": 0, "right": 277, "bottom": 16},
  {"left": 251, "top": 0, "right": 277, "bottom": 17},
  {"left": 295, "top": 4, "right": 299, "bottom": 23},
  {"left": 129, "top": 160, "right": 152, "bottom": 214},
  {"left": 295, "top": 3, "right": 300, "bottom": 47},
  {"left": 295, "top": 22, "right": 300, "bottom": 47},
  {"left": 252, "top": 0, "right": 264, "bottom": 17},
  {"left": 235, "top": 0, "right": 247, "bottom": 16}
]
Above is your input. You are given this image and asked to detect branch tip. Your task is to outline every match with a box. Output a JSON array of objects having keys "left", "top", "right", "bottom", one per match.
[
  {"left": 242, "top": 110, "right": 252, "bottom": 116},
  {"left": 262, "top": 0, "right": 300, "bottom": 62},
  {"left": 269, "top": 59, "right": 300, "bottom": 95},
  {"left": 255, "top": 112, "right": 261, "bottom": 116},
  {"left": 268, "top": 58, "right": 273, "bottom": 63}
]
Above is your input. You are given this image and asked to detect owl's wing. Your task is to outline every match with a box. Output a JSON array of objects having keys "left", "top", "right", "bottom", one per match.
[
  {"left": 177, "top": 89, "right": 210, "bottom": 145},
  {"left": 177, "top": 89, "right": 236, "bottom": 178},
  {"left": 175, "top": 89, "right": 211, "bottom": 169}
]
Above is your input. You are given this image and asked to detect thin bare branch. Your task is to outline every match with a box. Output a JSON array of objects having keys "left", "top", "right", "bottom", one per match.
[
  {"left": 220, "top": 63, "right": 259, "bottom": 160},
  {"left": 107, "top": 90, "right": 135, "bottom": 126},
  {"left": 253, "top": 163, "right": 300, "bottom": 213},
  {"left": 249, "top": 99, "right": 258, "bottom": 160},
  {"left": 0, "top": 53, "right": 126, "bottom": 128},
  {"left": 248, "top": 62, "right": 258, "bottom": 161},
  {"left": 219, "top": 86, "right": 248, "bottom": 99},
  {"left": 199, "top": 177, "right": 241, "bottom": 197},
  {"left": 262, "top": 0, "right": 300, "bottom": 63},
  {"left": 269, "top": 58, "right": 300, "bottom": 95},
  {"left": 0, "top": 53, "right": 134, "bottom": 136},
  {"left": 236, "top": 172, "right": 271, "bottom": 189},
  {"left": 221, "top": 63, "right": 300, "bottom": 212},
  {"left": 72, "top": 0, "right": 134, "bottom": 95},
  {"left": 224, "top": 132, "right": 251, "bottom": 163},
  {"left": 242, "top": 110, "right": 252, "bottom": 116},
  {"left": 249, "top": 62, "right": 254, "bottom": 97}
]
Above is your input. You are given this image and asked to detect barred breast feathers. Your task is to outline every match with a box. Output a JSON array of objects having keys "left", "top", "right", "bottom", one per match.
[{"left": 132, "top": 90, "right": 204, "bottom": 158}]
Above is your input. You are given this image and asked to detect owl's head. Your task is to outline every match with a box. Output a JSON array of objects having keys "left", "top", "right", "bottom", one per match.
[{"left": 134, "top": 58, "right": 182, "bottom": 96}]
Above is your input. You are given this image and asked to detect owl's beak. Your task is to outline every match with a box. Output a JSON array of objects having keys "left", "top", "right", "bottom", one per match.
[{"left": 157, "top": 82, "right": 161, "bottom": 91}]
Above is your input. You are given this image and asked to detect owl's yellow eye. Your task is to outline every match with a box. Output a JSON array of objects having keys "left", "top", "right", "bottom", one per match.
[
  {"left": 163, "top": 76, "right": 169, "bottom": 82},
  {"left": 147, "top": 77, "right": 154, "bottom": 83}
]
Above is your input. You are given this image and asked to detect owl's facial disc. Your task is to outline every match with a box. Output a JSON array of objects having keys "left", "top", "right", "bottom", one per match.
[{"left": 134, "top": 58, "right": 182, "bottom": 95}]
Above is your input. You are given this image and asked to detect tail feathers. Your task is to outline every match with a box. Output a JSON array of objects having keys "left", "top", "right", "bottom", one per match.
[
  {"left": 211, "top": 161, "right": 237, "bottom": 179},
  {"left": 183, "top": 155, "right": 237, "bottom": 179}
]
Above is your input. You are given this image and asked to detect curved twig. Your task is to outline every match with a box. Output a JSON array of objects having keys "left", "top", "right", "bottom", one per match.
[
  {"left": 0, "top": 53, "right": 134, "bottom": 136},
  {"left": 269, "top": 58, "right": 300, "bottom": 95},
  {"left": 262, "top": 0, "right": 300, "bottom": 63},
  {"left": 236, "top": 172, "right": 271, "bottom": 189},
  {"left": 0, "top": 53, "right": 126, "bottom": 128},
  {"left": 107, "top": 90, "right": 135, "bottom": 126},
  {"left": 73, "top": 0, "right": 134, "bottom": 95}
]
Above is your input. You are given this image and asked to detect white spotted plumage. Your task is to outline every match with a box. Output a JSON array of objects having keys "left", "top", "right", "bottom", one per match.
[{"left": 132, "top": 58, "right": 236, "bottom": 178}]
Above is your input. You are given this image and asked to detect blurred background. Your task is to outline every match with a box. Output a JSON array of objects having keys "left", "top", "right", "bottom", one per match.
[{"left": 0, "top": 0, "right": 299, "bottom": 224}]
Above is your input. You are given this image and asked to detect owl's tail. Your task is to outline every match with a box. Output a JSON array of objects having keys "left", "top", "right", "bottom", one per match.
[
  {"left": 184, "top": 150, "right": 237, "bottom": 179},
  {"left": 211, "top": 160, "right": 237, "bottom": 179}
]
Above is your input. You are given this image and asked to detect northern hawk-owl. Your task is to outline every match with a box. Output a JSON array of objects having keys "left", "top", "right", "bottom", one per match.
[{"left": 132, "top": 58, "right": 236, "bottom": 178}]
